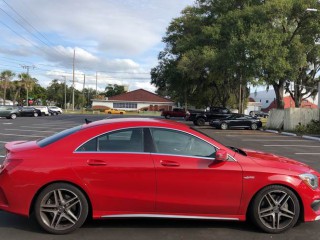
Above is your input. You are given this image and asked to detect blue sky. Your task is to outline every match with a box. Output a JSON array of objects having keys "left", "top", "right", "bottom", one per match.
[{"left": 0, "top": 0, "right": 195, "bottom": 92}]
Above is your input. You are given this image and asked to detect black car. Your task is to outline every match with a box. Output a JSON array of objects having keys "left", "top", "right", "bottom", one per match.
[
  {"left": 209, "top": 114, "right": 262, "bottom": 130},
  {"left": 19, "top": 107, "right": 42, "bottom": 117},
  {"left": 186, "top": 107, "right": 234, "bottom": 126}
]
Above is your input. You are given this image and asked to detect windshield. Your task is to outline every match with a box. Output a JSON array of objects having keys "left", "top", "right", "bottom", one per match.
[{"left": 37, "top": 125, "right": 82, "bottom": 147}]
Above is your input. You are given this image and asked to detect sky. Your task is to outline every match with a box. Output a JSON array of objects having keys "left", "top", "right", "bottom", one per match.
[{"left": 0, "top": 0, "right": 195, "bottom": 93}]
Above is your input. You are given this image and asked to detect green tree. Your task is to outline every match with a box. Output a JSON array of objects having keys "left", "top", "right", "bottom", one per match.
[
  {"left": 1, "top": 70, "right": 15, "bottom": 105},
  {"left": 104, "top": 84, "right": 126, "bottom": 97}
]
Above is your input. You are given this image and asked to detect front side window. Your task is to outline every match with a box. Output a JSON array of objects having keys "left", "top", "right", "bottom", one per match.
[
  {"left": 77, "top": 128, "right": 144, "bottom": 153},
  {"left": 150, "top": 128, "right": 216, "bottom": 158}
]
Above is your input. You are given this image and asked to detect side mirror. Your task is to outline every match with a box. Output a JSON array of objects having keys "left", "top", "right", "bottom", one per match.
[{"left": 215, "top": 149, "right": 228, "bottom": 161}]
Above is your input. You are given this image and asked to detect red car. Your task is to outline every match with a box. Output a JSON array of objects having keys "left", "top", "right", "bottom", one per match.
[{"left": 0, "top": 118, "right": 319, "bottom": 234}]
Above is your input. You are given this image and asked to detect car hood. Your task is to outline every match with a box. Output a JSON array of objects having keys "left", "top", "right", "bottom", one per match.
[{"left": 241, "top": 148, "right": 313, "bottom": 173}]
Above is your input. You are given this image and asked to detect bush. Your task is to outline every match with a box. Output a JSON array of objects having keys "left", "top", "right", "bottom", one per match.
[{"left": 294, "top": 120, "right": 320, "bottom": 135}]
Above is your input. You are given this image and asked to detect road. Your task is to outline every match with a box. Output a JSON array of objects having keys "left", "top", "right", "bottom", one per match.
[{"left": 0, "top": 114, "right": 319, "bottom": 240}]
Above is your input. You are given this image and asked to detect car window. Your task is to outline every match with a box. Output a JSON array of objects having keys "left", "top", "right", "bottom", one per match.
[
  {"left": 77, "top": 128, "right": 144, "bottom": 153},
  {"left": 150, "top": 128, "right": 216, "bottom": 158}
]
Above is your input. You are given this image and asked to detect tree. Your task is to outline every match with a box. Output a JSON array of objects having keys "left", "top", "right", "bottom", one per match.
[
  {"left": 0, "top": 70, "right": 15, "bottom": 105},
  {"left": 18, "top": 73, "right": 36, "bottom": 106},
  {"left": 104, "top": 84, "right": 126, "bottom": 97}
]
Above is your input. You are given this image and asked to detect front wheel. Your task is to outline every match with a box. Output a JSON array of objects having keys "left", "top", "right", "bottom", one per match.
[
  {"left": 10, "top": 113, "right": 17, "bottom": 119},
  {"left": 34, "top": 112, "right": 38, "bottom": 117},
  {"left": 165, "top": 115, "right": 170, "bottom": 119},
  {"left": 34, "top": 183, "right": 88, "bottom": 234},
  {"left": 250, "top": 185, "right": 300, "bottom": 233},
  {"left": 220, "top": 122, "right": 228, "bottom": 130},
  {"left": 196, "top": 117, "right": 205, "bottom": 126},
  {"left": 251, "top": 123, "right": 258, "bottom": 130}
]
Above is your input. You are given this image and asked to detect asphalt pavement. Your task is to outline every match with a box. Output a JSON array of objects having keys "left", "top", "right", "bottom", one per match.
[{"left": 0, "top": 114, "right": 320, "bottom": 240}]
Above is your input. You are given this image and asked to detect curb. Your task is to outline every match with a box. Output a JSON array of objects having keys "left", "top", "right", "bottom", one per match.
[
  {"left": 264, "top": 129, "right": 279, "bottom": 134},
  {"left": 280, "top": 132, "right": 297, "bottom": 137},
  {"left": 302, "top": 135, "right": 320, "bottom": 141}
]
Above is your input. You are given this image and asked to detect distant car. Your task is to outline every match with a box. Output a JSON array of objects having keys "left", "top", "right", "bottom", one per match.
[
  {"left": 105, "top": 108, "right": 126, "bottom": 114},
  {"left": 161, "top": 108, "right": 186, "bottom": 119},
  {"left": 186, "top": 107, "right": 234, "bottom": 126},
  {"left": 48, "top": 106, "right": 63, "bottom": 114},
  {"left": 19, "top": 107, "right": 42, "bottom": 117},
  {"left": 209, "top": 114, "right": 262, "bottom": 130},
  {"left": 249, "top": 111, "right": 269, "bottom": 118},
  {"left": 34, "top": 106, "right": 50, "bottom": 116},
  {"left": 0, "top": 105, "right": 20, "bottom": 119}
]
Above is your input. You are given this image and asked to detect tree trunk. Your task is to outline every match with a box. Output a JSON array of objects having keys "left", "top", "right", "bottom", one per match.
[{"left": 273, "top": 83, "right": 285, "bottom": 109}]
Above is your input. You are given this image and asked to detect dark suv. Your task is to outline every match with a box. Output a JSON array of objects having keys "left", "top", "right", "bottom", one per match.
[
  {"left": 186, "top": 107, "right": 234, "bottom": 126},
  {"left": 0, "top": 105, "right": 20, "bottom": 119}
]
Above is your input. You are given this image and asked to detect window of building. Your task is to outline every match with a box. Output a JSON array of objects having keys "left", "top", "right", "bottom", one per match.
[{"left": 113, "top": 102, "right": 137, "bottom": 109}]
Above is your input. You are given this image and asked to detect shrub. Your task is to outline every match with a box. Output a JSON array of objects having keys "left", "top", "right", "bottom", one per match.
[{"left": 294, "top": 120, "right": 320, "bottom": 135}]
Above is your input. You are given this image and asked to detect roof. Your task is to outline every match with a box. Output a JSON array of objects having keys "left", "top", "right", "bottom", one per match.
[
  {"left": 107, "top": 89, "right": 173, "bottom": 103},
  {"left": 263, "top": 96, "right": 318, "bottom": 111}
]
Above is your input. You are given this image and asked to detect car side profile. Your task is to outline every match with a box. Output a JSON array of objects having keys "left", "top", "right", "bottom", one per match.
[
  {"left": 105, "top": 108, "right": 125, "bottom": 114},
  {"left": 210, "top": 114, "right": 262, "bottom": 130},
  {"left": 0, "top": 118, "right": 319, "bottom": 234},
  {"left": 0, "top": 105, "right": 20, "bottom": 119}
]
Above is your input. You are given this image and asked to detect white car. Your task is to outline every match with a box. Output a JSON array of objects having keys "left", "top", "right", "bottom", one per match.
[
  {"left": 48, "top": 106, "right": 63, "bottom": 114},
  {"left": 34, "top": 106, "right": 49, "bottom": 116}
]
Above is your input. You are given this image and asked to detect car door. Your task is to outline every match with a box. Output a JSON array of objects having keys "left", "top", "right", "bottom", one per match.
[
  {"left": 72, "top": 127, "right": 156, "bottom": 214},
  {"left": 149, "top": 128, "right": 243, "bottom": 216}
]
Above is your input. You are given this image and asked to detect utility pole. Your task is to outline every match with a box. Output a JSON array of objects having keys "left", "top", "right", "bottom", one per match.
[
  {"left": 82, "top": 74, "right": 86, "bottom": 109},
  {"left": 21, "top": 65, "right": 35, "bottom": 106},
  {"left": 62, "top": 76, "right": 67, "bottom": 111},
  {"left": 72, "top": 49, "right": 75, "bottom": 111},
  {"left": 95, "top": 71, "right": 98, "bottom": 97}
]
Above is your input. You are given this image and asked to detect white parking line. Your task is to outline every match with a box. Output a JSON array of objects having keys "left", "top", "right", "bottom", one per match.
[
  {"left": 264, "top": 145, "right": 320, "bottom": 147},
  {"left": 0, "top": 155, "right": 5, "bottom": 158},
  {"left": 5, "top": 129, "right": 57, "bottom": 133},
  {"left": 0, "top": 133, "right": 46, "bottom": 138},
  {"left": 2, "top": 123, "right": 13, "bottom": 125},
  {"left": 295, "top": 153, "right": 320, "bottom": 155},
  {"left": 242, "top": 140, "right": 310, "bottom": 142},
  {"left": 20, "top": 126, "right": 68, "bottom": 130},
  {"left": 0, "top": 141, "right": 8, "bottom": 143}
]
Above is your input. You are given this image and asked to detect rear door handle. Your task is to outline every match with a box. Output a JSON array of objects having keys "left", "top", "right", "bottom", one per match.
[
  {"left": 160, "top": 160, "right": 180, "bottom": 167},
  {"left": 87, "top": 159, "right": 107, "bottom": 166}
]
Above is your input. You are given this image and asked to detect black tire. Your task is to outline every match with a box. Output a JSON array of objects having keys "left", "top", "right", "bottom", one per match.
[
  {"left": 120, "top": 112, "right": 123, "bottom": 115},
  {"left": 251, "top": 123, "right": 258, "bottom": 130},
  {"left": 196, "top": 117, "right": 205, "bottom": 126},
  {"left": 33, "top": 112, "right": 38, "bottom": 117},
  {"left": 10, "top": 113, "right": 17, "bottom": 119},
  {"left": 34, "top": 183, "right": 88, "bottom": 234},
  {"left": 250, "top": 185, "right": 300, "bottom": 233},
  {"left": 165, "top": 115, "right": 170, "bottom": 119},
  {"left": 220, "top": 122, "right": 228, "bottom": 130},
  {"left": 108, "top": 112, "right": 111, "bottom": 114}
]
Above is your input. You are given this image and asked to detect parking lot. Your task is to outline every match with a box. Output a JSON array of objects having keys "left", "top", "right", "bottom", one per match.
[{"left": 0, "top": 114, "right": 320, "bottom": 240}]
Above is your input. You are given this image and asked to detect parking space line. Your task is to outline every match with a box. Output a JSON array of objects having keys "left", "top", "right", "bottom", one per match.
[
  {"left": 0, "top": 141, "right": 8, "bottom": 143},
  {"left": 226, "top": 135, "right": 291, "bottom": 137},
  {"left": 5, "top": 129, "right": 57, "bottom": 133},
  {"left": 0, "top": 155, "right": 5, "bottom": 158},
  {"left": 20, "top": 126, "right": 68, "bottom": 130},
  {"left": 0, "top": 133, "right": 46, "bottom": 138},
  {"left": 264, "top": 145, "right": 320, "bottom": 147},
  {"left": 242, "top": 140, "right": 309, "bottom": 142},
  {"left": 295, "top": 153, "right": 320, "bottom": 155}
]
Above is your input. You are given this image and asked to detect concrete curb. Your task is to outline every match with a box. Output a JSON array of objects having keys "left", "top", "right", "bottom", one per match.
[
  {"left": 280, "top": 132, "right": 297, "bottom": 137},
  {"left": 302, "top": 135, "right": 320, "bottom": 141},
  {"left": 265, "top": 129, "right": 279, "bottom": 134}
]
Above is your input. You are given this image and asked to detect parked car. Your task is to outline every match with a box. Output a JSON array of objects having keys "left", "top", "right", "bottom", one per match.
[
  {"left": 105, "top": 108, "right": 126, "bottom": 114},
  {"left": 249, "top": 110, "right": 269, "bottom": 118},
  {"left": 209, "top": 114, "right": 262, "bottom": 130},
  {"left": 48, "top": 106, "right": 63, "bottom": 114},
  {"left": 0, "top": 105, "right": 20, "bottom": 119},
  {"left": 1, "top": 118, "right": 320, "bottom": 234},
  {"left": 34, "top": 106, "right": 50, "bottom": 116},
  {"left": 19, "top": 107, "right": 42, "bottom": 117},
  {"left": 161, "top": 108, "right": 186, "bottom": 119},
  {"left": 186, "top": 107, "right": 234, "bottom": 126}
]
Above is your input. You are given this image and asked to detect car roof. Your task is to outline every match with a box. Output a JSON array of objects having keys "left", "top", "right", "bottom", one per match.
[{"left": 81, "top": 117, "right": 189, "bottom": 130}]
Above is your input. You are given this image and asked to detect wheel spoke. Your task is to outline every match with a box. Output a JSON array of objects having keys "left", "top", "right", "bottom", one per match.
[
  {"left": 259, "top": 208, "right": 274, "bottom": 218},
  {"left": 266, "top": 193, "right": 277, "bottom": 206},
  {"left": 66, "top": 209, "right": 78, "bottom": 222},
  {"left": 62, "top": 213, "right": 76, "bottom": 224},
  {"left": 57, "top": 189, "right": 65, "bottom": 204},
  {"left": 280, "top": 208, "right": 295, "bottom": 219}
]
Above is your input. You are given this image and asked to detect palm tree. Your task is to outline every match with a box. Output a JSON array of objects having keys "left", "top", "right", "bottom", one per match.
[
  {"left": 1, "top": 70, "right": 15, "bottom": 105},
  {"left": 18, "top": 73, "right": 35, "bottom": 106}
]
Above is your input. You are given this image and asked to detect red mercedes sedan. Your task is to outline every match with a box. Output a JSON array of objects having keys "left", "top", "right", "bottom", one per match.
[{"left": 0, "top": 118, "right": 319, "bottom": 234}]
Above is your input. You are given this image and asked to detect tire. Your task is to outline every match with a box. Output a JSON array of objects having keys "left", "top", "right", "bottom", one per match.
[
  {"left": 251, "top": 123, "right": 258, "bottom": 130},
  {"left": 196, "top": 117, "right": 205, "bottom": 126},
  {"left": 10, "top": 113, "right": 17, "bottom": 119},
  {"left": 34, "top": 183, "right": 89, "bottom": 234},
  {"left": 120, "top": 112, "right": 123, "bottom": 115},
  {"left": 108, "top": 112, "right": 111, "bottom": 114},
  {"left": 34, "top": 112, "right": 38, "bottom": 117},
  {"left": 165, "top": 115, "right": 170, "bottom": 119},
  {"left": 220, "top": 122, "right": 228, "bottom": 130},
  {"left": 193, "top": 120, "right": 198, "bottom": 126},
  {"left": 250, "top": 185, "right": 300, "bottom": 233},
  {"left": 53, "top": 112, "right": 57, "bottom": 116}
]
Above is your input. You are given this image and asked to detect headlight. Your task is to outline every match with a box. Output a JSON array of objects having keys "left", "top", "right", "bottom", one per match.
[{"left": 299, "top": 173, "right": 319, "bottom": 190}]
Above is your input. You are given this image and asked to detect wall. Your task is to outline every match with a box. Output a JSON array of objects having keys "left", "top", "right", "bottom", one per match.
[{"left": 267, "top": 108, "right": 319, "bottom": 130}]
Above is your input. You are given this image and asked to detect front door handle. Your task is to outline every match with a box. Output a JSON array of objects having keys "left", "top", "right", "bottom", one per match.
[
  {"left": 87, "top": 159, "right": 107, "bottom": 166},
  {"left": 160, "top": 160, "right": 180, "bottom": 167}
]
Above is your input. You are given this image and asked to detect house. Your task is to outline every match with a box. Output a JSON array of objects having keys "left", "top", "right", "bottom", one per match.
[{"left": 92, "top": 89, "right": 175, "bottom": 111}]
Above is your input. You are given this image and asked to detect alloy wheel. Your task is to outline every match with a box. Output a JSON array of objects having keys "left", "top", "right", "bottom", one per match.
[
  {"left": 220, "top": 122, "right": 228, "bottom": 130},
  {"left": 251, "top": 123, "right": 258, "bottom": 130}
]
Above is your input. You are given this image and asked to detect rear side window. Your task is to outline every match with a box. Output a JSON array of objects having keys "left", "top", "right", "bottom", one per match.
[{"left": 37, "top": 125, "right": 82, "bottom": 147}]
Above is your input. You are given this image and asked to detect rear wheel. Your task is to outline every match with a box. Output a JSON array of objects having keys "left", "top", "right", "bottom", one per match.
[
  {"left": 251, "top": 123, "right": 258, "bottom": 130},
  {"left": 108, "top": 112, "right": 111, "bottom": 114},
  {"left": 250, "top": 185, "right": 300, "bottom": 233},
  {"left": 196, "top": 117, "right": 205, "bottom": 126},
  {"left": 165, "top": 115, "right": 170, "bottom": 119},
  {"left": 34, "top": 112, "right": 38, "bottom": 117},
  {"left": 220, "top": 122, "right": 228, "bottom": 130},
  {"left": 34, "top": 183, "right": 88, "bottom": 234}
]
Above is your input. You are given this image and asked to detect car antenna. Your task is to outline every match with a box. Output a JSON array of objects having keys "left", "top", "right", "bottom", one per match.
[{"left": 85, "top": 118, "right": 92, "bottom": 124}]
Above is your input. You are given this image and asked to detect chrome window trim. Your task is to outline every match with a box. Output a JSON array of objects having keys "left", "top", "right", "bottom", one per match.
[
  {"left": 74, "top": 151, "right": 150, "bottom": 155},
  {"left": 101, "top": 214, "right": 239, "bottom": 221},
  {"left": 74, "top": 127, "right": 145, "bottom": 153}
]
